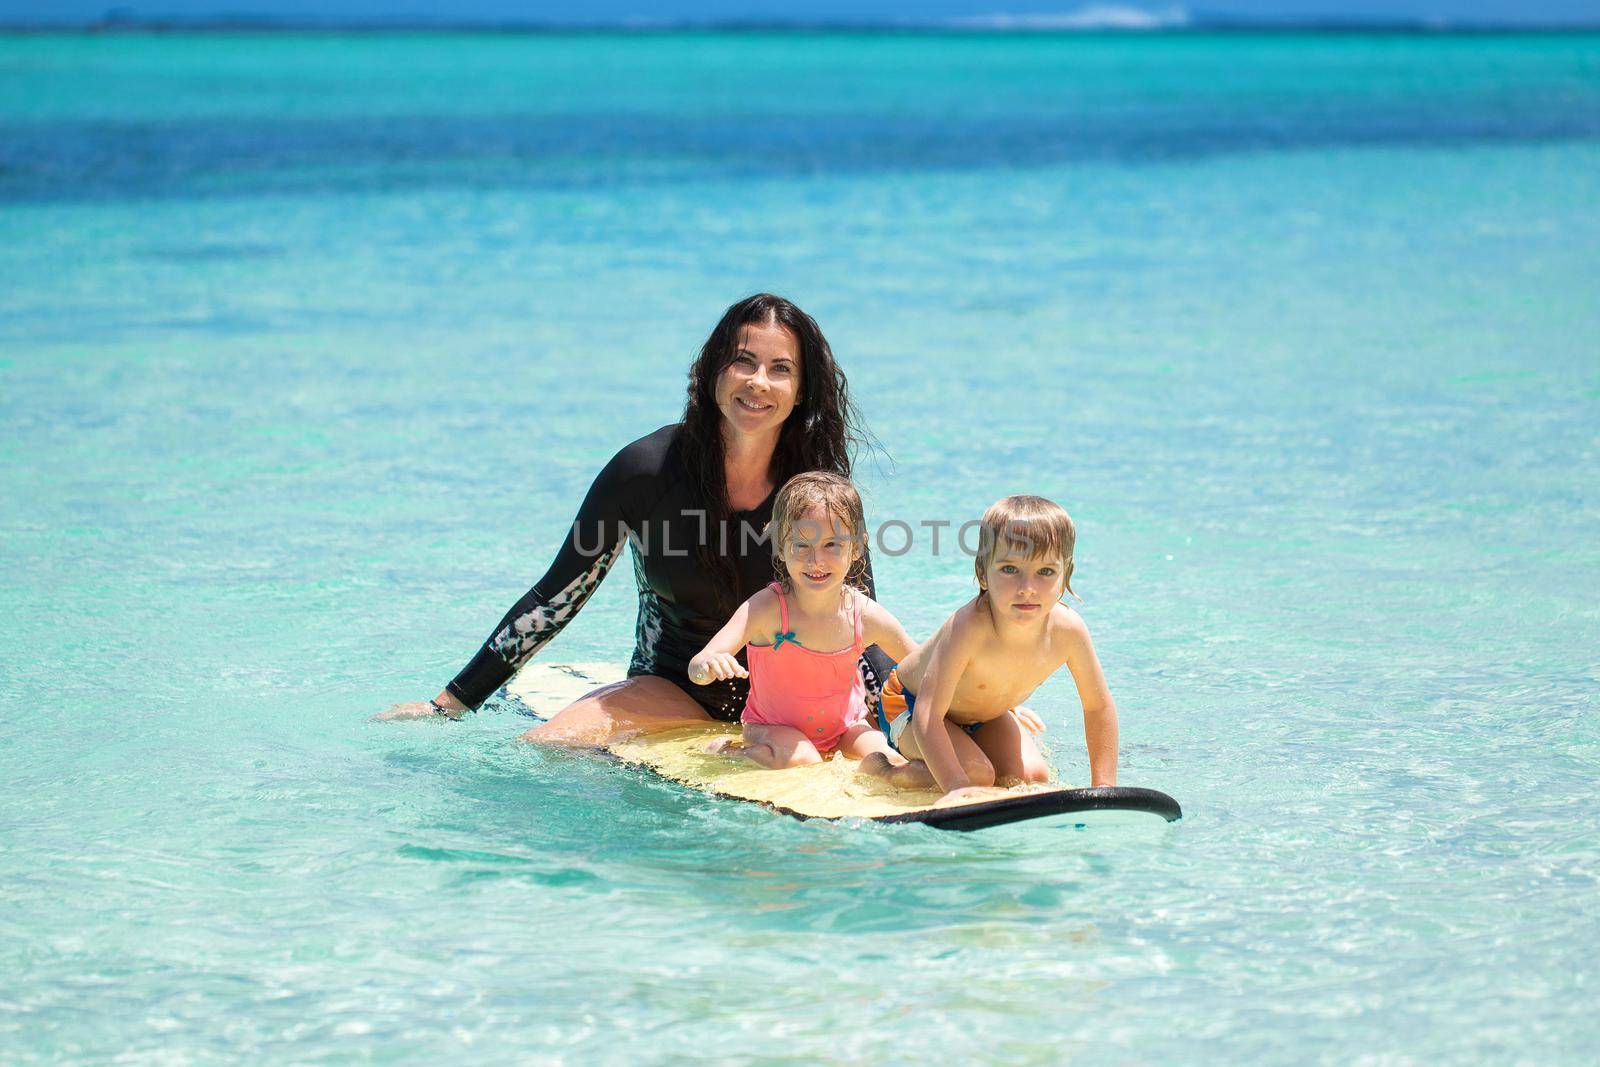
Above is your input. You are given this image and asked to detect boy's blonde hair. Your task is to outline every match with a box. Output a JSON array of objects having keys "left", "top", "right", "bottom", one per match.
[
  {"left": 771, "top": 471, "right": 868, "bottom": 590},
  {"left": 974, "top": 495, "right": 1077, "bottom": 600}
]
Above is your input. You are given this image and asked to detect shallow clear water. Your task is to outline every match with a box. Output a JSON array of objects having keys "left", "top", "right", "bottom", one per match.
[{"left": 2, "top": 30, "right": 1598, "bottom": 1063}]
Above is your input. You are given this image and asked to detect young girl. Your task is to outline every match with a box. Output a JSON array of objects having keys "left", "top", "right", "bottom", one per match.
[{"left": 689, "top": 472, "right": 928, "bottom": 784}]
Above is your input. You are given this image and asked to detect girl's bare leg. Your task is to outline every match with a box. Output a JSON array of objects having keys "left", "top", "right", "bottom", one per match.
[
  {"left": 970, "top": 711, "right": 1051, "bottom": 785},
  {"left": 519, "top": 675, "right": 712, "bottom": 747},
  {"left": 836, "top": 722, "right": 895, "bottom": 762},
  {"left": 725, "top": 722, "right": 823, "bottom": 769}
]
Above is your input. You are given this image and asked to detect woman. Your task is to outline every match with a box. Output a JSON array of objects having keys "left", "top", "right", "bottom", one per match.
[{"left": 381, "top": 294, "right": 885, "bottom": 744}]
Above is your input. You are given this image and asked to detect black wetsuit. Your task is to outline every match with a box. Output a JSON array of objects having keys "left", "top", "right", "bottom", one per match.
[{"left": 447, "top": 423, "right": 886, "bottom": 721}]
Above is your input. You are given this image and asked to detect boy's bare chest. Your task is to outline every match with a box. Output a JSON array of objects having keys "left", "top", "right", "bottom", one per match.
[{"left": 948, "top": 643, "right": 1054, "bottom": 720}]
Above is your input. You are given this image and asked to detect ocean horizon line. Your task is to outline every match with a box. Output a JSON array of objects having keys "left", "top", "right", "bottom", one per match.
[{"left": 3, "top": 12, "right": 1599, "bottom": 35}]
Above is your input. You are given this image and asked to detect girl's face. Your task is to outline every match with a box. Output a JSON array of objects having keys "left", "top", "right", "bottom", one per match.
[
  {"left": 715, "top": 321, "right": 801, "bottom": 441},
  {"left": 981, "top": 551, "right": 1067, "bottom": 624},
  {"left": 782, "top": 505, "right": 857, "bottom": 594}
]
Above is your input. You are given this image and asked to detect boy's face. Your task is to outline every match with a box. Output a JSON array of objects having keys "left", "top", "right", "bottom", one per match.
[
  {"left": 982, "top": 549, "right": 1067, "bottom": 623},
  {"left": 783, "top": 505, "right": 857, "bottom": 591}
]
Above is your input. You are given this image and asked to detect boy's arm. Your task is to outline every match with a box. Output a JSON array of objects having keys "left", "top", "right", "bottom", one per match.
[
  {"left": 689, "top": 593, "right": 763, "bottom": 684},
  {"left": 1060, "top": 614, "right": 1118, "bottom": 787},
  {"left": 910, "top": 617, "right": 980, "bottom": 794},
  {"left": 860, "top": 600, "right": 918, "bottom": 663}
]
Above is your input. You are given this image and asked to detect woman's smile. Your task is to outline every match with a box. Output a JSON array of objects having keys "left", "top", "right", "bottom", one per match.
[{"left": 734, "top": 395, "right": 774, "bottom": 413}]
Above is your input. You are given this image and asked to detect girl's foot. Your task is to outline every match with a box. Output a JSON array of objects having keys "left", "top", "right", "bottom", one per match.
[
  {"left": 861, "top": 753, "right": 936, "bottom": 790},
  {"left": 706, "top": 736, "right": 748, "bottom": 756},
  {"left": 888, "top": 761, "right": 936, "bottom": 790},
  {"left": 859, "top": 752, "right": 896, "bottom": 777}
]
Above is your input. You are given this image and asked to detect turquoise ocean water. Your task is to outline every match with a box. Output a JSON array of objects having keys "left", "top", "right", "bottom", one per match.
[{"left": 2, "top": 30, "right": 1598, "bottom": 1062}]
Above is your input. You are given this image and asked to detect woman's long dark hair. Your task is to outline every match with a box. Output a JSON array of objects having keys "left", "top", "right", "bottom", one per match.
[{"left": 680, "top": 294, "right": 869, "bottom": 599}]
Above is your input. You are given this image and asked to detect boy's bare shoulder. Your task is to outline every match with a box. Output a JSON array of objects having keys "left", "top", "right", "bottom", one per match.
[
  {"left": 942, "top": 597, "right": 995, "bottom": 647},
  {"left": 1048, "top": 603, "right": 1092, "bottom": 647}
]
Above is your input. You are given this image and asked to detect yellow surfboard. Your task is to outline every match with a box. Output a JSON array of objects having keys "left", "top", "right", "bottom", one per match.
[{"left": 503, "top": 663, "right": 1181, "bottom": 831}]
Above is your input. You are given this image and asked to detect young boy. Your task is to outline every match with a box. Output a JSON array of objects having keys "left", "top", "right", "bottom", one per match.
[{"left": 862, "top": 495, "right": 1119, "bottom": 800}]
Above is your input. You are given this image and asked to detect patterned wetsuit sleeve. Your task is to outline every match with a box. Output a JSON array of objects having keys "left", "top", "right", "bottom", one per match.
[
  {"left": 856, "top": 542, "right": 893, "bottom": 706},
  {"left": 445, "top": 454, "right": 634, "bottom": 709}
]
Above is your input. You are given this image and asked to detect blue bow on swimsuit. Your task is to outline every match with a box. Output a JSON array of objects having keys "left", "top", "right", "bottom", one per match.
[{"left": 771, "top": 630, "right": 801, "bottom": 650}]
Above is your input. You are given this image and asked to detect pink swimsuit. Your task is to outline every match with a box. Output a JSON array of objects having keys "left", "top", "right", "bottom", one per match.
[{"left": 741, "top": 582, "right": 868, "bottom": 753}]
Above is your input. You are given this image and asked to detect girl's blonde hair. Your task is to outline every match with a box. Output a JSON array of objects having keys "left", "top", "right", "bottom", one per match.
[
  {"left": 974, "top": 495, "right": 1077, "bottom": 600},
  {"left": 770, "top": 471, "right": 868, "bottom": 590}
]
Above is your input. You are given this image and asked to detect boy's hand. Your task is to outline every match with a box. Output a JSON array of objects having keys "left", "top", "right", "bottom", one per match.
[
  {"left": 1013, "top": 706, "right": 1046, "bottom": 735},
  {"left": 689, "top": 652, "right": 748, "bottom": 685},
  {"left": 942, "top": 785, "right": 999, "bottom": 804}
]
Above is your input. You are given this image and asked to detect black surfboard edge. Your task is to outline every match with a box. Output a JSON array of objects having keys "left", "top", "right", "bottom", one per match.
[
  {"left": 875, "top": 785, "right": 1182, "bottom": 831},
  {"left": 497, "top": 683, "right": 1182, "bottom": 832}
]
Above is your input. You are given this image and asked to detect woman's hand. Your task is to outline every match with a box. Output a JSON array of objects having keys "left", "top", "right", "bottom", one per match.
[
  {"left": 375, "top": 690, "right": 468, "bottom": 721},
  {"left": 688, "top": 652, "right": 748, "bottom": 685}
]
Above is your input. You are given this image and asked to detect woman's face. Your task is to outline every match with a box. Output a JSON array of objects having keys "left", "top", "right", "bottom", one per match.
[{"left": 715, "top": 321, "right": 802, "bottom": 441}]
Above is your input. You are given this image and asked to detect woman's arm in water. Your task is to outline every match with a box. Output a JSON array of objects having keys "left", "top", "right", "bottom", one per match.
[{"left": 379, "top": 445, "right": 640, "bottom": 721}]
